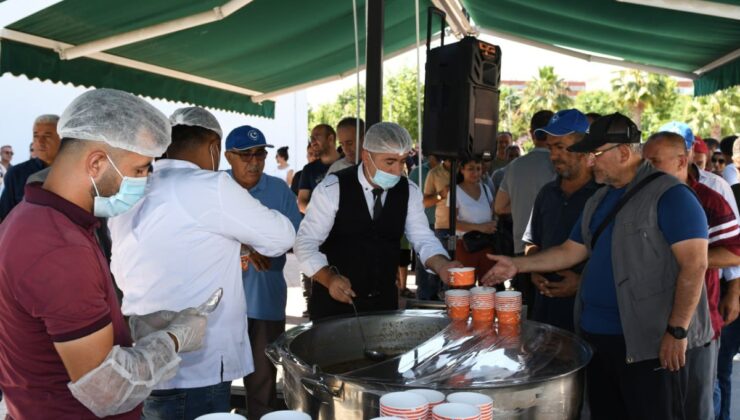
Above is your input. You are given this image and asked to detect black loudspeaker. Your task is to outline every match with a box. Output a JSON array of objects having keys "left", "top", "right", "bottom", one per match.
[{"left": 422, "top": 36, "right": 501, "bottom": 159}]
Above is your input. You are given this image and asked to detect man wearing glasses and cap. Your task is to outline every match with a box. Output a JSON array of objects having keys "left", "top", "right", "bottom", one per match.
[
  {"left": 294, "top": 122, "right": 462, "bottom": 320},
  {"left": 482, "top": 112, "right": 712, "bottom": 419},
  {"left": 109, "top": 108, "right": 296, "bottom": 419},
  {"left": 223, "top": 125, "right": 302, "bottom": 419}
]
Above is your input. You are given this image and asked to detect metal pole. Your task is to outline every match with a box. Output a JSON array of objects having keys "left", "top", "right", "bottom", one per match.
[
  {"left": 365, "top": 0, "right": 384, "bottom": 127},
  {"left": 448, "top": 159, "right": 457, "bottom": 259}
]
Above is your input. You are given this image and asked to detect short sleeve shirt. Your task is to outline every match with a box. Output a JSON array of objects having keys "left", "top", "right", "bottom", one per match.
[
  {"left": 0, "top": 184, "right": 136, "bottom": 419},
  {"left": 299, "top": 160, "right": 332, "bottom": 192},
  {"left": 690, "top": 178, "right": 740, "bottom": 339},
  {"left": 230, "top": 173, "right": 303, "bottom": 320},
  {"left": 570, "top": 184, "right": 708, "bottom": 335},
  {"left": 424, "top": 164, "right": 451, "bottom": 229}
]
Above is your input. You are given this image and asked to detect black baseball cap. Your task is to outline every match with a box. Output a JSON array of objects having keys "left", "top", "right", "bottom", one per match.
[{"left": 567, "top": 112, "right": 642, "bottom": 153}]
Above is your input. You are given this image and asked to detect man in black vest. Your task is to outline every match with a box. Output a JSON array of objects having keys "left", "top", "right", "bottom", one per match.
[{"left": 294, "top": 122, "right": 462, "bottom": 320}]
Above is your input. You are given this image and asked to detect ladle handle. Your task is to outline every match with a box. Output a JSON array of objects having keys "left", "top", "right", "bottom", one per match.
[{"left": 301, "top": 376, "right": 342, "bottom": 402}]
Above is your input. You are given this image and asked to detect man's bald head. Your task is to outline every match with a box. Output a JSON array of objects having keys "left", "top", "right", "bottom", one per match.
[{"left": 643, "top": 131, "right": 689, "bottom": 181}]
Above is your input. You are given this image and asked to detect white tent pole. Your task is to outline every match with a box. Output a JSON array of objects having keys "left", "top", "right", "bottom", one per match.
[
  {"left": 352, "top": 0, "right": 361, "bottom": 164},
  {"left": 1, "top": 29, "right": 263, "bottom": 96},
  {"left": 616, "top": 0, "right": 740, "bottom": 20},
  {"left": 695, "top": 48, "right": 740, "bottom": 75},
  {"left": 478, "top": 28, "right": 698, "bottom": 80},
  {"left": 60, "top": 0, "right": 254, "bottom": 60}
]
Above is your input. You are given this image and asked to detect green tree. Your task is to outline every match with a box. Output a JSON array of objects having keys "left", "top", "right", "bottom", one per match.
[
  {"left": 573, "top": 90, "right": 621, "bottom": 115},
  {"left": 680, "top": 86, "right": 740, "bottom": 138},
  {"left": 499, "top": 85, "right": 527, "bottom": 138},
  {"left": 611, "top": 70, "right": 677, "bottom": 133},
  {"left": 383, "top": 66, "right": 423, "bottom": 141},
  {"left": 521, "top": 66, "right": 573, "bottom": 115},
  {"left": 308, "top": 85, "right": 366, "bottom": 132}
]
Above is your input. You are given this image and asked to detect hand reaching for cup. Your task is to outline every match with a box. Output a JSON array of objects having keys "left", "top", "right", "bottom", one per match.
[{"left": 480, "top": 254, "right": 518, "bottom": 286}]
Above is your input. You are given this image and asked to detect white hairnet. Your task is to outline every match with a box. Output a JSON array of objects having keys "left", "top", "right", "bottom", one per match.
[
  {"left": 362, "top": 122, "right": 413, "bottom": 155},
  {"left": 58, "top": 88, "right": 171, "bottom": 158},
  {"left": 169, "top": 107, "right": 223, "bottom": 138}
]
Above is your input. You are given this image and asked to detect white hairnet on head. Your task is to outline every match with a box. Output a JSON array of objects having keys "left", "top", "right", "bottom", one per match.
[
  {"left": 58, "top": 88, "right": 171, "bottom": 158},
  {"left": 362, "top": 122, "right": 413, "bottom": 155},
  {"left": 169, "top": 107, "right": 223, "bottom": 138}
]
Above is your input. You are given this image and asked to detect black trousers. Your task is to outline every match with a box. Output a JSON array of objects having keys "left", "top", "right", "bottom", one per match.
[
  {"left": 582, "top": 332, "right": 689, "bottom": 420},
  {"left": 244, "top": 318, "right": 286, "bottom": 419}
]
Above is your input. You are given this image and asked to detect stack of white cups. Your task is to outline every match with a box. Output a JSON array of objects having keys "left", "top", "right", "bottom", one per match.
[
  {"left": 446, "top": 392, "right": 493, "bottom": 420},
  {"left": 380, "top": 392, "right": 430, "bottom": 419}
]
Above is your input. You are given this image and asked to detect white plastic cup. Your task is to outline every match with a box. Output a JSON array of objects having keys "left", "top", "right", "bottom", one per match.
[
  {"left": 408, "top": 388, "right": 446, "bottom": 405},
  {"left": 260, "top": 410, "right": 311, "bottom": 420},
  {"left": 432, "top": 402, "right": 481, "bottom": 419},
  {"left": 196, "top": 413, "right": 247, "bottom": 420},
  {"left": 380, "top": 391, "right": 429, "bottom": 412},
  {"left": 446, "top": 392, "right": 493, "bottom": 419}
]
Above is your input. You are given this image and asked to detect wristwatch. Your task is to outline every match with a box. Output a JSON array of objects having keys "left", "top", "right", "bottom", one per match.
[{"left": 666, "top": 325, "right": 688, "bottom": 339}]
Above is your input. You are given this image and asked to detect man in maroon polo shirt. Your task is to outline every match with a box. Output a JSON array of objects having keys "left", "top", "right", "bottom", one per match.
[
  {"left": 0, "top": 89, "right": 209, "bottom": 419},
  {"left": 643, "top": 132, "right": 740, "bottom": 419}
]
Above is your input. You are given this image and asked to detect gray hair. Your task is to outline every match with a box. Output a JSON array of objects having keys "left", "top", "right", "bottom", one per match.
[
  {"left": 34, "top": 114, "right": 60, "bottom": 126},
  {"left": 627, "top": 143, "right": 642, "bottom": 154}
]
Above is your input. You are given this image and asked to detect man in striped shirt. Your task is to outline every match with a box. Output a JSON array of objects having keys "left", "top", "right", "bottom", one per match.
[{"left": 644, "top": 132, "right": 740, "bottom": 419}]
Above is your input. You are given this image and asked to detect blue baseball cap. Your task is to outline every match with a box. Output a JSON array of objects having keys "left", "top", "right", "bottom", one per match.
[
  {"left": 534, "top": 109, "right": 590, "bottom": 138},
  {"left": 225, "top": 125, "right": 273, "bottom": 151},
  {"left": 659, "top": 121, "right": 694, "bottom": 150}
]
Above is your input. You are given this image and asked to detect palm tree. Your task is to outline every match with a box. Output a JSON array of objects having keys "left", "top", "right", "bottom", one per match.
[
  {"left": 682, "top": 86, "right": 740, "bottom": 138},
  {"left": 522, "top": 66, "right": 573, "bottom": 114},
  {"left": 611, "top": 70, "right": 676, "bottom": 129}
]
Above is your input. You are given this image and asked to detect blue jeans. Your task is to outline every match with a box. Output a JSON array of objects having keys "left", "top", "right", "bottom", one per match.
[
  {"left": 142, "top": 381, "right": 232, "bottom": 420},
  {"left": 717, "top": 319, "right": 740, "bottom": 419}
]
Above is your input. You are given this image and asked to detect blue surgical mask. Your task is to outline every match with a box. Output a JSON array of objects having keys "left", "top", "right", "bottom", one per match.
[
  {"left": 368, "top": 154, "right": 401, "bottom": 190},
  {"left": 90, "top": 155, "right": 148, "bottom": 218}
]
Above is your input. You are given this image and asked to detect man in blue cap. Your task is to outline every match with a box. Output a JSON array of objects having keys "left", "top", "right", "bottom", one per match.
[
  {"left": 223, "top": 126, "right": 302, "bottom": 419},
  {"left": 522, "top": 109, "right": 598, "bottom": 331}
]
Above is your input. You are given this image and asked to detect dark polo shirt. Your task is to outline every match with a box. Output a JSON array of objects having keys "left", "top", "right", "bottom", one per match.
[
  {"left": 0, "top": 158, "right": 46, "bottom": 221},
  {"left": 0, "top": 184, "right": 138, "bottom": 419}
]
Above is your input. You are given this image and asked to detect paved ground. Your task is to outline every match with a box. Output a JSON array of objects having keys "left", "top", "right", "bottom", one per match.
[{"left": 1, "top": 253, "right": 738, "bottom": 417}]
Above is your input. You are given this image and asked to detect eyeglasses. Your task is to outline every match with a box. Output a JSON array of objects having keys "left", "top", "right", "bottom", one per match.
[
  {"left": 589, "top": 144, "right": 621, "bottom": 159},
  {"left": 712, "top": 158, "right": 725, "bottom": 164},
  {"left": 1, "top": 151, "right": 12, "bottom": 155},
  {"left": 228, "top": 150, "right": 268, "bottom": 162}
]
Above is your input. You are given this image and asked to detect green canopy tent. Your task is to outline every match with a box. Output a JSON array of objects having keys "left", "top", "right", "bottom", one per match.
[
  {"left": 1, "top": 0, "right": 738, "bottom": 118},
  {"left": 0, "top": 0, "right": 435, "bottom": 117}
]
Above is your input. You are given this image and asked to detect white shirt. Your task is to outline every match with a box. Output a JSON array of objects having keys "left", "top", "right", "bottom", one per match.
[
  {"left": 272, "top": 164, "right": 292, "bottom": 184},
  {"left": 449, "top": 183, "right": 494, "bottom": 237},
  {"left": 327, "top": 157, "right": 354, "bottom": 174},
  {"left": 294, "top": 163, "right": 448, "bottom": 277},
  {"left": 109, "top": 159, "right": 296, "bottom": 389},
  {"left": 723, "top": 163, "right": 738, "bottom": 186},
  {"left": 697, "top": 167, "right": 740, "bottom": 280}
]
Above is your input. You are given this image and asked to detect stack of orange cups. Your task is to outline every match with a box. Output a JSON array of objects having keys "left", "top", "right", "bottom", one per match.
[
  {"left": 470, "top": 287, "right": 495, "bottom": 323},
  {"left": 495, "top": 291, "right": 522, "bottom": 325},
  {"left": 445, "top": 290, "right": 471, "bottom": 321}
]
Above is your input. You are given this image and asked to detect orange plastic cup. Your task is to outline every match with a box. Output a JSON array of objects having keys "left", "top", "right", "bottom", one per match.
[
  {"left": 449, "top": 267, "right": 475, "bottom": 287},
  {"left": 448, "top": 305, "right": 470, "bottom": 321},
  {"left": 497, "top": 309, "right": 520, "bottom": 325},
  {"left": 472, "top": 307, "right": 494, "bottom": 323}
]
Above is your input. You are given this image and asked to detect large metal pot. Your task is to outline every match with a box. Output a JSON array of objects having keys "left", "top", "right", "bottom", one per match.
[{"left": 267, "top": 310, "right": 591, "bottom": 419}]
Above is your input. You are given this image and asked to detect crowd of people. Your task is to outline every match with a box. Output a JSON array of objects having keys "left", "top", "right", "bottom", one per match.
[
  {"left": 0, "top": 88, "right": 462, "bottom": 419},
  {"left": 0, "top": 85, "right": 737, "bottom": 420}
]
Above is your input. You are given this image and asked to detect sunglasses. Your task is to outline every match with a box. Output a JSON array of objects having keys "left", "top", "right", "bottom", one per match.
[
  {"left": 228, "top": 149, "right": 268, "bottom": 162},
  {"left": 1, "top": 151, "right": 13, "bottom": 155},
  {"left": 712, "top": 158, "right": 725, "bottom": 164}
]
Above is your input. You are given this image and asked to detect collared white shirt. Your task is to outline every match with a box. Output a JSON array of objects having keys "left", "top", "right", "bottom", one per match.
[
  {"left": 698, "top": 166, "right": 740, "bottom": 280},
  {"left": 294, "top": 163, "right": 448, "bottom": 277},
  {"left": 109, "top": 159, "right": 296, "bottom": 389}
]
